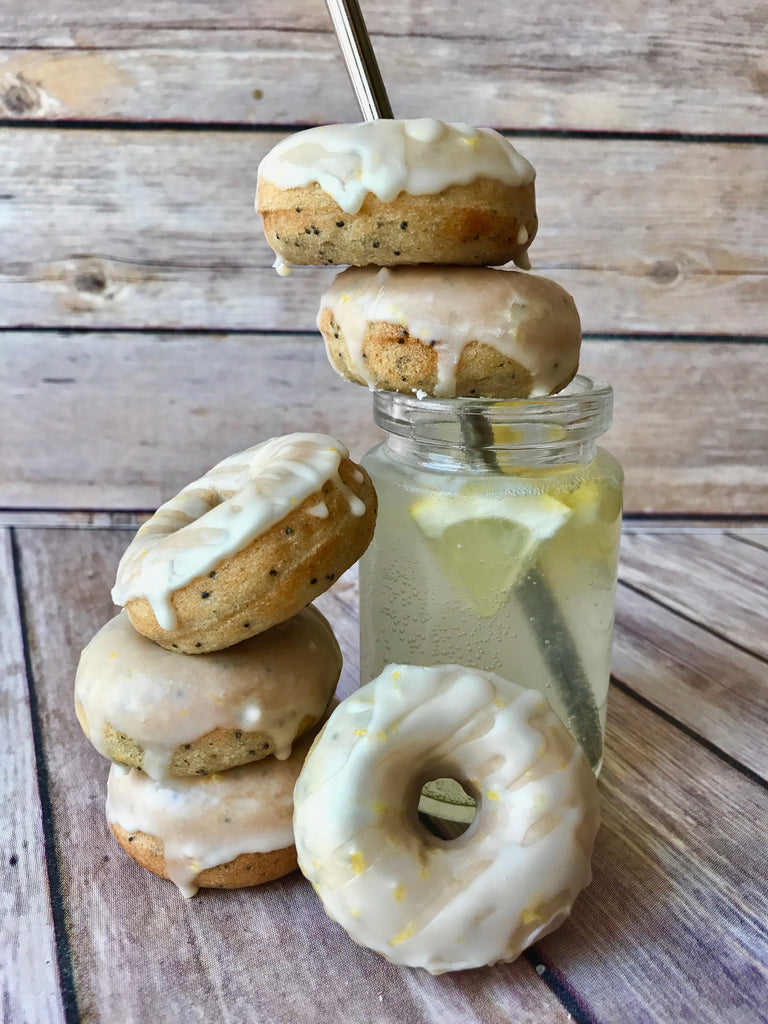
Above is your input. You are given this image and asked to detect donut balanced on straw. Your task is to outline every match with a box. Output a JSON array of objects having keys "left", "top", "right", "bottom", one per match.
[{"left": 256, "top": 117, "right": 581, "bottom": 400}]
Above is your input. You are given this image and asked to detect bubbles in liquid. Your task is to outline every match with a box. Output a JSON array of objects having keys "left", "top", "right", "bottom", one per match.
[{"left": 359, "top": 449, "right": 620, "bottom": 750}]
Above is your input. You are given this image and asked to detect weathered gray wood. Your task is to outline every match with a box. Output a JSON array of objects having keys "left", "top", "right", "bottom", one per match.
[
  {"left": 1, "top": 0, "right": 766, "bottom": 133},
  {"left": 577, "top": 340, "right": 768, "bottom": 515},
  {"left": 2, "top": 331, "right": 766, "bottom": 515},
  {"left": 13, "top": 526, "right": 573, "bottom": 1024},
  {"left": 13, "top": 525, "right": 768, "bottom": 1024},
  {"left": 1, "top": 6, "right": 766, "bottom": 134},
  {"left": 0, "top": 0, "right": 764, "bottom": 50},
  {"left": 612, "top": 579, "right": 768, "bottom": 780},
  {"left": 0, "top": 331, "right": 379, "bottom": 509},
  {"left": 543, "top": 681, "right": 768, "bottom": 1024},
  {"left": 727, "top": 529, "right": 768, "bottom": 551},
  {"left": 619, "top": 531, "right": 768, "bottom": 659},
  {"left": 0, "top": 529, "right": 65, "bottom": 1024},
  {"left": 1, "top": 129, "right": 766, "bottom": 335},
  {"left": 0, "top": 510, "right": 149, "bottom": 529}
]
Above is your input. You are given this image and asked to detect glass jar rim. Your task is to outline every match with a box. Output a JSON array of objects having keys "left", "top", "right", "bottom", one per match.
[{"left": 371, "top": 374, "right": 613, "bottom": 447}]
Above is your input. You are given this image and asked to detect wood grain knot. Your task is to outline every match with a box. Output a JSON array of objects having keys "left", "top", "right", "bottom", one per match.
[
  {"left": 74, "top": 264, "right": 108, "bottom": 294},
  {"left": 650, "top": 260, "right": 679, "bottom": 285},
  {"left": 3, "top": 76, "right": 39, "bottom": 115}
]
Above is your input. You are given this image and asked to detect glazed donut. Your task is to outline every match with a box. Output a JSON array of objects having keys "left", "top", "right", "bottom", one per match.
[
  {"left": 256, "top": 119, "right": 537, "bottom": 270},
  {"left": 107, "top": 722, "right": 323, "bottom": 897},
  {"left": 317, "top": 266, "right": 581, "bottom": 399},
  {"left": 293, "top": 664, "right": 599, "bottom": 974},
  {"left": 75, "top": 606, "right": 340, "bottom": 779},
  {"left": 111, "top": 433, "right": 377, "bottom": 653}
]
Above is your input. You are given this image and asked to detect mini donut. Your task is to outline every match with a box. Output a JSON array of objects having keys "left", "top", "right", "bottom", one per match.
[
  {"left": 106, "top": 722, "right": 323, "bottom": 897},
  {"left": 317, "top": 265, "right": 581, "bottom": 399},
  {"left": 75, "top": 606, "right": 340, "bottom": 779},
  {"left": 293, "top": 664, "right": 600, "bottom": 974},
  {"left": 256, "top": 118, "right": 537, "bottom": 270},
  {"left": 111, "top": 433, "right": 377, "bottom": 653}
]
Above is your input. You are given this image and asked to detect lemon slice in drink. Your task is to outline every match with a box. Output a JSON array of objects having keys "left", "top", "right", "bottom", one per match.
[
  {"left": 418, "top": 778, "right": 476, "bottom": 824},
  {"left": 409, "top": 490, "right": 571, "bottom": 617}
]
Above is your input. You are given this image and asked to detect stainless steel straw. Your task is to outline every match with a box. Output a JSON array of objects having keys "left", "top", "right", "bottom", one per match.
[
  {"left": 321, "top": 0, "right": 602, "bottom": 768},
  {"left": 324, "top": 0, "right": 393, "bottom": 120}
]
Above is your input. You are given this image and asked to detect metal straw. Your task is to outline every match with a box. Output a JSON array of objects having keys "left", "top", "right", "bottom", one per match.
[
  {"left": 324, "top": 0, "right": 393, "bottom": 120},
  {"left": 322, "top": 0, "right": 602, "bottom": 768}
]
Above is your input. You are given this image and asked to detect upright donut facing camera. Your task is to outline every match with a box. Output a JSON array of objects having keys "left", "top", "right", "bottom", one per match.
[{"left": 293, "top": 664, "right": 600, "bottom": 974}]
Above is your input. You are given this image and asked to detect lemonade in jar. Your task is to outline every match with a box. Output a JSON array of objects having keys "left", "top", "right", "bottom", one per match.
[{"left": 359, "top": 377, "right": 623, "bottom": 771}]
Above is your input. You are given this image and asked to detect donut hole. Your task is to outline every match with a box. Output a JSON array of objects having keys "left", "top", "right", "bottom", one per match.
[{"left": 417, "top": 777, "right": 477, "bottom": 840}]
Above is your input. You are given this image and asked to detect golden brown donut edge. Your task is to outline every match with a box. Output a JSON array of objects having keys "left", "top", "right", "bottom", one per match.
[
  {"left": 110, "top": 823, "right": 299, "bottom": 889},
  {"left": 318, "top": 310, "right": 582, "bottom": 400},
  {"left": 124, "top": 459, "right": 377, "bottom": 654},
  {"left": 95, "top": 715, "right": 319, "bottom": 778},
  {"left": 257, "top": 177, "right": 537, "bottom": 267}
]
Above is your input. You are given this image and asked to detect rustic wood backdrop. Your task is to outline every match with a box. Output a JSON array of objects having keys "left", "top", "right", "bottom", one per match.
[
  {"left": 3, "top": 7, "right": 768, "bottom": 1023},
  {"left": 1, "top": 0, "right": 766, "bottom": 515}
]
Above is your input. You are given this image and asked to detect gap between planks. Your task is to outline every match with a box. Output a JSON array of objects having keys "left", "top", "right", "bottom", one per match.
[
  {"left": 2, "top": 510, "right": 767, "bottom": 530},
  {"left": 0, "top": 528, "right": 72, "bottom": 1024}
]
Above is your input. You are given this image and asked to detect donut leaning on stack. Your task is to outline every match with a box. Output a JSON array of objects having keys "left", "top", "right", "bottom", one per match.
[{"left": 75, "top": 433, "right": 377, "bottom": 896}]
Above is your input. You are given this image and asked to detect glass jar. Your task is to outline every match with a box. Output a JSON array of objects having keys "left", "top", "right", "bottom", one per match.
[{"left": 359, "top": 376, "right": 623, "bottom": 772}]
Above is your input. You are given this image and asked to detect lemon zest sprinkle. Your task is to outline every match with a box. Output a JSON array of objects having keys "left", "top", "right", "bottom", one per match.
[
  {"left": 521, "top": 893, "right": 545, "bottom": 925},
  {"left": 390, "top": 921, "right": 416, "bottom": 946}
]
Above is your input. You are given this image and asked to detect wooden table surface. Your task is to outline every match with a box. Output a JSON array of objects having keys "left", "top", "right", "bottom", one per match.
[{"left": 2, "top": 518, "right": 767, "bottom": 1024}]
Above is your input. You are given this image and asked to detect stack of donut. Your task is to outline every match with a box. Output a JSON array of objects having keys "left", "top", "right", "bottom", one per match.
[
  {"left": 256, "top": 117, "right": 583, "bottom": 400},
  {"left": 255, "top": 120, "right": 600, "bottom": 972},
  {"left": 75, "top": 433, "right": 377, "bottom": 896}
]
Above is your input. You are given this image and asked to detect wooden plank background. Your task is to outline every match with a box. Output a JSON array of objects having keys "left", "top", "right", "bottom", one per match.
[
  {"left": 1, "top": 0, "right": 767, "bottom": 513},
  {"left": 1, "top": 0, "right": 766, "bottom": 133}
]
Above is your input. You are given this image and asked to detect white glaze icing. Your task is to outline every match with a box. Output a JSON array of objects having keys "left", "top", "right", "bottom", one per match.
[
  {"left": 293, "top": 664, "right": 599, "bottom": 974},
  {"left": 111, "top": 433, "right": 366, "bottom": 630},
  {"left": 257, "top": 118, "right": 535, "bottom": 215},
  {"left": 107, "top": 723, "right": 317, "bottom": 897},
  {"left": 75, "top": 607, "right": 341, "bottom": 779},
  {"left": 319, "top": 266, "right": 581, "bottom": 398}
]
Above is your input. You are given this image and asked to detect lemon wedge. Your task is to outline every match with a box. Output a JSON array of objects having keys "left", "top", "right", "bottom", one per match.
[
  {"left": 418, "top": 779, "right": 476, "bottom": 824},
  {"left": 409, "top": 490, "right": 571, "bottom": 616}
]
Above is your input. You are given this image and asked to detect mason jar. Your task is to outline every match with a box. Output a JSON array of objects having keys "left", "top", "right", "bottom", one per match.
[{"left": 358, "top": 375, "right": 623, "bottom": 772}]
